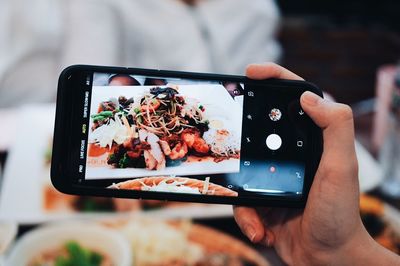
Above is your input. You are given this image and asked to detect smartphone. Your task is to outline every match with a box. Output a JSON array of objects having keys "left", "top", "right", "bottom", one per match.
[{"left": 51, "top": 65, "right": 323, "bottom": 207}]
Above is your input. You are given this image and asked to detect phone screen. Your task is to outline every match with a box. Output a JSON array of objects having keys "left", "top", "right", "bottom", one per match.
[{"left": 72, "top": 71, "right": 313, "bottom": 200}]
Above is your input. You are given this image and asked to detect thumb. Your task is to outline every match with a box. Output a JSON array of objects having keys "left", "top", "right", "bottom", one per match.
[{"left": 300, "top": 91, "right": 358, "bottom": 182}]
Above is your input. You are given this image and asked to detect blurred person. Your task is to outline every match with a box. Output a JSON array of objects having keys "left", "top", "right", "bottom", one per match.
[
  {"left": 144, "top": 78, "right": 167, "bottom": 86},
  {"left": 108, "top": 74, "right": 141, "bottom": 86},
  {"left": 234, "top": 63, "right": 400, "bottom": 266},
  {"left": 0, "top": 0, "right": 280, "bottom": 107}
]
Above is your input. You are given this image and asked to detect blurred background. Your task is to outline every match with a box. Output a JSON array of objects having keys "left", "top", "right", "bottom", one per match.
[{"left": 0, "top": 0, "right": 400, "bottom": 265}]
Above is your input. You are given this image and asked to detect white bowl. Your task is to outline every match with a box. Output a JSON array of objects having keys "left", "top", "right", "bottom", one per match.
[
  {"left": 6, "top": 222, "right": 132, "bottom": 266},
  {"left": 0, "top": 221, "right": 18, "bottom": 254}
]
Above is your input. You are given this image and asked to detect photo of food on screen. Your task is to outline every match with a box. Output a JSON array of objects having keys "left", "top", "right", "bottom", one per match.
[{"left": 87, "top": 73, "right": 244, "bottom": 196}]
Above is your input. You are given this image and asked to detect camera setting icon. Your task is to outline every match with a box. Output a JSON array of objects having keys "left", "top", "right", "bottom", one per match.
[
  {"left": 269, "top": 108, "right": 282, "bottom": 121},
  {"left": 296, "top": 140, "right": 303, "bottom": 147}
]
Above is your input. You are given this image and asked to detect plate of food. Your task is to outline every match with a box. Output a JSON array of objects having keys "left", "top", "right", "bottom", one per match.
[
  {"left": 102, "top": 216, "right": 270, "bottom": 266},
  {"left": 0, "top": 105, "right": 233, "bottom": 224},
  {"left": 86, "top": 84, "right": 242, "bottom": 179},
  {"left": 110, "top": 176, "right": 238, "bottom": 197},
  {"left": 360, "top": 194, "right": 400, "bottom": 254}
]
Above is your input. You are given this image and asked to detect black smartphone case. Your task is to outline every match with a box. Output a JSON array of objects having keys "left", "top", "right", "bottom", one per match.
[{"left": 51, "top": 65, "right": 323, "bottom": 207}]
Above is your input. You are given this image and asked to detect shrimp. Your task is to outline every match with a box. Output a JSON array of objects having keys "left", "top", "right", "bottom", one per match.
[
  {"left": 169, "top": 142, "right": 188, "bottom": 160},
  {"left": 181, "top": 128, "right": 209, "bottom": 155},
  {"left": 192, "top": 137, "right": 210, "bottom": 154},
  {"left": 181, "top": 128, "right": 200, "bottom": 148},
  {"left": 160, "top": 134, "right": 188, "bottom": 160}
]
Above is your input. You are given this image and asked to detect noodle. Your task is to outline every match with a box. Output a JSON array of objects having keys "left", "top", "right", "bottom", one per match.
[{"left": 132, "top": 91, "right": 205, "bottom": 137}]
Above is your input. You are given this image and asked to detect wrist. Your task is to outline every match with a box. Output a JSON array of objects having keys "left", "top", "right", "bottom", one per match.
[
  {"left": 342, "top": 228, "right": 399, "bottom": 266},
  {"left": 297, "top": 224, "right": 399, "bottom": 266}
]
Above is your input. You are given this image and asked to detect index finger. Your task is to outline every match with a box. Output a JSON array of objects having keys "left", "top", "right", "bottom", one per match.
[
  {"left": 246, "top": 62, "right": 304, "bottom": 81},
  {"left": 233, "top": 206, "right": 265, "bottom": 243}
]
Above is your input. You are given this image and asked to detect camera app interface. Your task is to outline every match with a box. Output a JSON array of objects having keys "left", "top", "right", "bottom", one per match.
[{"left": 77, "top": 72, "right": 308, "bottom": 198}]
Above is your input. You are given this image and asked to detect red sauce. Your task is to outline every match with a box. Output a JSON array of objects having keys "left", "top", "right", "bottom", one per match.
[{"left": 186, "top": 155, "right": 214, "bottom": 163}]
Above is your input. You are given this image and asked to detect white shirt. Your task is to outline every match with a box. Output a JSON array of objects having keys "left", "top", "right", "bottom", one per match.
[{"left": 0, "top": 0, "right": 281, "bottom": 107}]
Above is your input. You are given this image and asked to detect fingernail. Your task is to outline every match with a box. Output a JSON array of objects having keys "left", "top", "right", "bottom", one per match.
[
  {"left": 266, "top": 236, "right": 272, "bottom": 247},
  {"left": 244, "top": 225, "right": 257, "bottom": 242},
  {"left": 265, "top": 230, "right": 274, "bottom": 247},
  {"left": 302, "top": 91, "right": 322, "bottom": 106}
]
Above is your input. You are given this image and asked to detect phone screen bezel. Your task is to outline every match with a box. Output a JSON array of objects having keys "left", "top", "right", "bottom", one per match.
[{"left": 51, "top": 65, "right": 323, "bottom": 207}]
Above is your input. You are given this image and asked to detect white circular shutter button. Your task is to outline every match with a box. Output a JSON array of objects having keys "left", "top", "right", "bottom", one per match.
[{"left": 266, "top": 134, "right": 282, "bottom": 150}]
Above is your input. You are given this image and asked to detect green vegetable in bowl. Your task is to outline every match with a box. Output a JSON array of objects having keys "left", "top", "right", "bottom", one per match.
[{"left": 54, "top": 241, "right": 103, "bottom": 266}]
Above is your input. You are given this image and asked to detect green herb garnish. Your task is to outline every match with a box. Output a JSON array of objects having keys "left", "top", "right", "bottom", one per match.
[
  {"left": 118, "top": 154, "right": 130, "bottom": 168},
  {"left": 91, "top": 111, "right": 114, "bottom": 122}
]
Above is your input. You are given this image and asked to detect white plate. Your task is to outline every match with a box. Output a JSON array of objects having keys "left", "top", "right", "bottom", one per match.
[
  {"left": 0, "top": 104, "right": 233, "bottom": 224},
  {"left": 86, "top": 84, "right": 242, "bottom": 179},
  {"left": 0, "top": 105, "right": 56, "bottom": 223},
  {"left": 0, "top": 221, "right": 17, "bottom": 254},
  {"left": 0, "top": 108, "right": 18, "bottom": 151}
]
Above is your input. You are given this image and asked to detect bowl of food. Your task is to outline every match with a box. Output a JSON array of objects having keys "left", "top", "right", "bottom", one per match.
[{"left": 6, "top": 222, "right": 132, "bottom": 266}]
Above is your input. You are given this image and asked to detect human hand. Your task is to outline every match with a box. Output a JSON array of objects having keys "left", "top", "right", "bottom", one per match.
[{"left": 234, "top": 63, "right": 398, "bottom": 265}]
